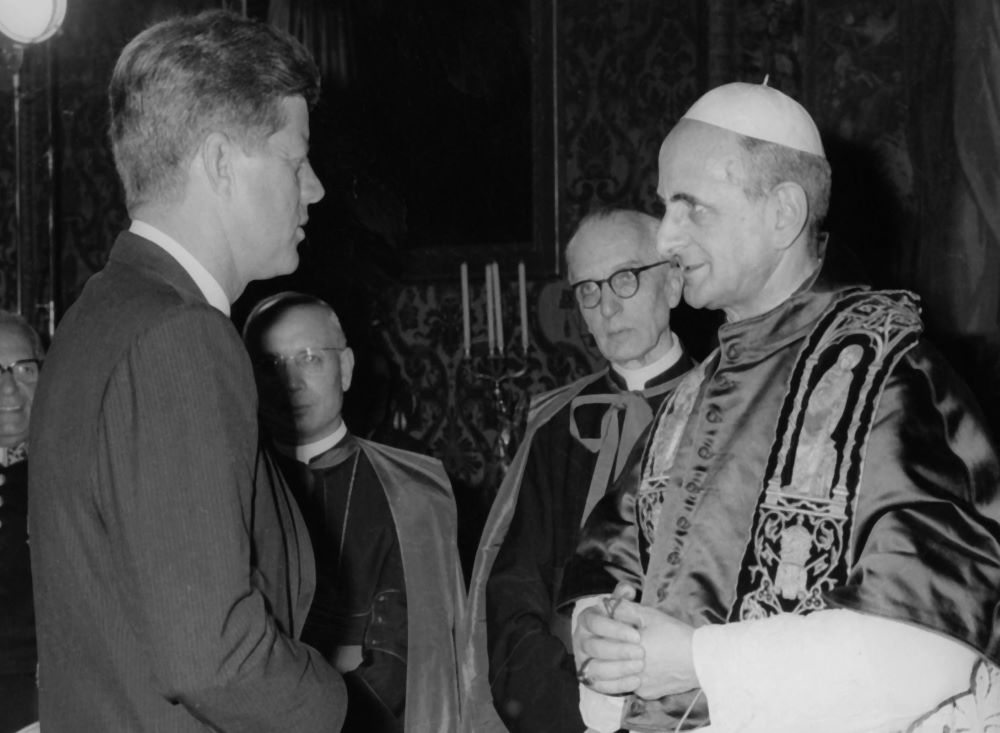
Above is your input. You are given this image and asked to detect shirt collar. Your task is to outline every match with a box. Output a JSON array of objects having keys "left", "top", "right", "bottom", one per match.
[
  {"left": 611, "top": 333, "right": 683, "bottom": 391},
  {"left": 273, "top": 421, "right": 349, "bottom": 464},
  {"left": 129, "top": 220, "right": 231, "bottom": 316}
]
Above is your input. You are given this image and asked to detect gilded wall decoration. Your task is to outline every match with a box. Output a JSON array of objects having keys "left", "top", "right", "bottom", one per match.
[
  {"left": 559, "top": 0, "right": 705, "bottom": 229},
  {"left": 731, "top": 0, "right": 805, "bottom": 95},
  {"left": 810, "top": 1, "right": 910, "bottom": 292}
]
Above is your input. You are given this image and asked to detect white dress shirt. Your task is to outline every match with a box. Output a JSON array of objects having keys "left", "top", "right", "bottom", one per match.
[{"left": 129, "top": 220, "right": 230, "bottom": 315}]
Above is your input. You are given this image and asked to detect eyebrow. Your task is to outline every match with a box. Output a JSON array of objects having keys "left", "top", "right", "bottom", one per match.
[
  {"left": 569, "top": 261, "right": 653, "bottom": 286},
  {"left": 669, "top": 192, "right": 701, "bottom": 207},
  {"left": 656, "top": 190, "right": 701, "bottom": 205}
]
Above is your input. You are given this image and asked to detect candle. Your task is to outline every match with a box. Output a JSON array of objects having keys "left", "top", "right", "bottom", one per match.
[
  {"left": 518, "top": 260, "right": 528, "bottom": 353},
  {"left": 492, "top": 262, "right": 504, "bottom": 352},
  {"left": 485, "top": 263, "right": 495, "bottom": 354},
  {"left": 460, "top": 262, "right": 471, "bottom": 357}
]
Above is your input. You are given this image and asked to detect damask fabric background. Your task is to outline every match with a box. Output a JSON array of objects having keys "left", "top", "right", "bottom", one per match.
[{"left": 2, "top": 0, "right": 999, "bottom": 575}]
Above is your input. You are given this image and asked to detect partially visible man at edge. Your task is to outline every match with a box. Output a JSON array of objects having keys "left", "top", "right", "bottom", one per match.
[
  {"left": 28, "top": 11, "right": 346, "bottom": 731},
  {"left": 243, "top": 292, "right": 464, "bottom": 733},
  {"left": 0, "top": 312, "right": 43, "bottom": 733},
  {"left": 564, "top": 82, "right": 1000, "bottom": 732},
  {"left": 462, "top": 209, "right": 694, "bottom": 733}
]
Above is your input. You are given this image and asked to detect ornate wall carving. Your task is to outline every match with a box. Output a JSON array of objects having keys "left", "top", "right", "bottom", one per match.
[{"left": 559, "top": 0, "right": 706, "bottom": 233}]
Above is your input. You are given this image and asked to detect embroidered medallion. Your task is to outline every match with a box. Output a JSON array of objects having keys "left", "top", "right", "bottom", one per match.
[
  {"left": 636, "top": 361, "right": 710, "bottom": 550},
  {"left": 730, "top": 291, "right": 922, "bottom": 621}
]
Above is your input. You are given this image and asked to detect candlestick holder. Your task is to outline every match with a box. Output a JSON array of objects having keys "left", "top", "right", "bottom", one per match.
[{"left": 460, "top": 343, "right": 530, "bottom": 473}]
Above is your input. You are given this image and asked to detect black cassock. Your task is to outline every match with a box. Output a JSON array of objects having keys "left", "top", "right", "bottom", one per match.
[{"left": 485, "top": 354, "right": 693, "bottom": 733}]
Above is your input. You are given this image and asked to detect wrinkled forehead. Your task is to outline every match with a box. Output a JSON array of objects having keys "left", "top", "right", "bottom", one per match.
[
  {"left": 657, "top": 119, "right": 747, "bottom": 193},
  {"left": 268, "top": 96, "right": 312, "bottom": 150},
  {"left": 0, "top": 323, "right": 35, "bottom": 357},
  {"left": 261, "top": 304, "right": 345, "bottom": 352},
  {"left": 566, "top": 217, "right": 658, "bottom": 280}
]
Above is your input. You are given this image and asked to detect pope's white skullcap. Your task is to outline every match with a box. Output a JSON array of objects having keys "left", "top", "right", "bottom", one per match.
[{"left": 682, "top": 81, "right": 825, "bottom": 158}]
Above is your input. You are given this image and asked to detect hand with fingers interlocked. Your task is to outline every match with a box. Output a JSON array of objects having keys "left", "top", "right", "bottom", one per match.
[{"left": 572, "top": 582, "right": 699, "bottom": 700}]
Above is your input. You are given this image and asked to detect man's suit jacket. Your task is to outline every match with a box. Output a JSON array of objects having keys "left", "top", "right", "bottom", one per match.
[{"left": 29, "top": 231, "right": 346, "bottom": 732}]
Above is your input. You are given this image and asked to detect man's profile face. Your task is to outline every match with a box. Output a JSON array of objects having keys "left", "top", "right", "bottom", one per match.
[
  {"left": 255, "top": 304, "right": 354, "bottom": 445},
  {"left": 654, "top": 119, "right": 779, "bottom": 322},
  {"left": 566, "top": 217, "right": 681, "bottom": 369},
  {"left": 0, "top": 325, "right": 37, "bottom": 449},
  {"left": 230, "top": 96, "right": 325, "bottom": 285}
]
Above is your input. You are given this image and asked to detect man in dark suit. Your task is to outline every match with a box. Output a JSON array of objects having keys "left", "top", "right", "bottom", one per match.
[
  {"left": 0, "top": 312, "right": 44, "bottom": 733},
  {"left": 28, "top": 11, "right": 346, "bottom": 732}
]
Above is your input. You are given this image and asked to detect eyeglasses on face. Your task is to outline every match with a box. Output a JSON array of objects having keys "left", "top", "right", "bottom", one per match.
[
  {"left": 0, "top": 358, "right": 42, "bottom": 383},
  {"left": 254, "top": 347, "right": 343, "bottom": 378},
  {"left": 570, "top": 260, "right": 675, "bottom": 309}
]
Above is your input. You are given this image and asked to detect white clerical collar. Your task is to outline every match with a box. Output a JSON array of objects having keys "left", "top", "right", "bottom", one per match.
[
  {"left": 274, "top": 421, "right": 348, "bottom": 465},
  {"left": 611, "top": 334, "right": 683, "bottom": 391},
  {"left": 129, "top": 220, "right": 231, "bottom": 316},
  {"left": 0, "top": 441, "right": 27, "bottom": 467}
]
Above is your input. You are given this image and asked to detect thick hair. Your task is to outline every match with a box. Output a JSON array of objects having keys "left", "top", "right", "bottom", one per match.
[
  {"left": 109, "top": 9, "right": 321, "bottom": 209},
  {"left": 737, "top": 136, "right": 832, "bottom": 247},
  {"left": 564, "top": 207, "right": 660, "bottom": 272},
  {"left": 0, "top": 310, "right": 45, "bottom": 359},
  {"left": 242, "top": 291, "right": 344, "bottom": 359}
]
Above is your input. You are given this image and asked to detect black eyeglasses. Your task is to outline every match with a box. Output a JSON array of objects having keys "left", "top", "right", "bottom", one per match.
[
  {"left": 570, "top": 260, "right": 675, "bottom": 309},
  {"left": 254, "top": 347, "right": 343, "bottom": 379},
  {"left": 0, "top": 358, "right": 42, "bottom": 384}
]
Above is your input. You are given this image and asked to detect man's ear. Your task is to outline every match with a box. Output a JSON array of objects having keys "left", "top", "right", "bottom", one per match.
[
  {"left": 339, "top": 347, "right": 355, "bottom": 393},
  {"left": 197, "top": 131, "right": 237, "bottom": 196},
  {"left": 769, "top": 181, "right": 809, "bottom": 251}
]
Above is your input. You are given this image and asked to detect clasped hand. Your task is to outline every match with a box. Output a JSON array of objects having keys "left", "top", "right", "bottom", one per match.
[{"left": 572, "top": 583, "right": 699, "bottom": 699}]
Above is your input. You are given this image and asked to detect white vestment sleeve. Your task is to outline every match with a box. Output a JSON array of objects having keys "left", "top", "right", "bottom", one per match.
[{"left": 692, "top": 608, "right": 977, "bottom": 733}]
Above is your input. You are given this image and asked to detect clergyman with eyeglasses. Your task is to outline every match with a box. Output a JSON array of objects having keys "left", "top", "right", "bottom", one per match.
[
  {"left": 0, "top": 311, "right": 43, "bottom": 733},
  {"left": 242, "top": 291, "right": 464, "bottom": 733},
  {"left": 460, "top": 208, "right": 695, "bottom": 733}
]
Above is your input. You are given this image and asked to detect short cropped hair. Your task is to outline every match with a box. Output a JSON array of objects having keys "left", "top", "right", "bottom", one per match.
[
  {"left": 737, "top": 136, "right": 832, "bottom": 245},
  {"left": 564, "top": 207, "right": 660, "bottom": 272},
  {"left": 242, "top": 291, "right": 345, "bottom": 359},
  {"left": 0, "top": 310, "right": 45, "bottom": 359},
  {"left": 109, "top": 9, "right": 321, "bottom": 209}
]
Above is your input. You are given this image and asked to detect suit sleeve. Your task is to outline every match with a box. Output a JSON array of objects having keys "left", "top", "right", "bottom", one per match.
[
  {"left": 96, "top": 306, "right": 345, "bottom": 732},
  {"left": 485, "top": 427, "right": 587, "bottom": 733}
]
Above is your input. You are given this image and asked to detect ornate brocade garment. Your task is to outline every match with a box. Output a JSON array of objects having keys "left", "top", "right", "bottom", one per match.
[
  {"left": 567, "top": 279, "right": 1000, "bottom": 732},
  {"left": 730, "top": 291, "right": 920, "bottom": 620}
]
